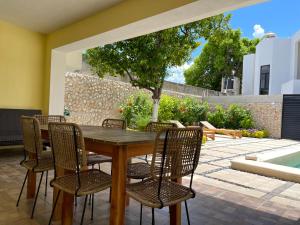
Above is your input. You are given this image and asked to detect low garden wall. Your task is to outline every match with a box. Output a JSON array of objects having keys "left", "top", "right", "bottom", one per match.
[
  {"left": 65, "top": 72, "right": 283, "bottom": 138},
  {"left": 65, "top": 72, "right": 204, "bottom": 126},
  {"left": 203, "top": 95, "right": 283, "bottom": 138}
]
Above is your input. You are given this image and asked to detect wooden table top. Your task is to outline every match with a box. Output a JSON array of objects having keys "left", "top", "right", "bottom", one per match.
[{"left": 41, "top": 125, "right": 157, "bottom": 146}]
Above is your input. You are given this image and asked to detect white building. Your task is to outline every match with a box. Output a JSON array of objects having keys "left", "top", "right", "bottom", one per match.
[{"left": 242, "top": 31, "right": 300, "bottom": 95}]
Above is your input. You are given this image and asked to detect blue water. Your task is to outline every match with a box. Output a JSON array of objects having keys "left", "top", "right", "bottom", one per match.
[{"left": 292, "top": 163, "right": 300, "bottom": 168}]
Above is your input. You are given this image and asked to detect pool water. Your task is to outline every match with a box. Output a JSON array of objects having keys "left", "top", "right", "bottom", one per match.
[{"left": 267, "top": 151, "right": 300, "bottom": 169}]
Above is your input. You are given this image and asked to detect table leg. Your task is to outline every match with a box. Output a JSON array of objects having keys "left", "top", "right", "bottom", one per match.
[
  {"left": 110, "top": 146, "right": 127, "bottom": 225},
  {"left": 169, "top": 177, "right": 182, "bottom": 225},
  {"left": 52, "top": 168, "right": 74, "bottom": 225},
  {"left": 62, "top": 192, "right": 74, "bottom": 225},
  {"left": 26, "top": 171, "right": 36, "bottom": 198},
  {"left": 52, "top": 187, "right": 62, "bottom": 222}
]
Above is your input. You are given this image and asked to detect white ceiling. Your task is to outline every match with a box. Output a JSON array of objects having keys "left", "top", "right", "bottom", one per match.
[{"left": 0, "top": 0, "right": 123, "bottom": 33}]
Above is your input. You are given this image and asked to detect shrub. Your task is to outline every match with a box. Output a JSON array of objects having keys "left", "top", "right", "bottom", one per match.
[
  {"left": 208, "top": 104, "right": 254, "bottom": 129},
  {"left": 120, "top": 93, "right": 209, "bottom": 128},
  {"left": 178, "top": 98, "right": 209, "bottom": 126},
  {"left": 158, "top": 95, "right": 180, "bottom": 122},
  {"left": 119, "top": 92, "right": 152, "bottom": 129},
  {"left": 225, "top": 104, "right": 254, "bottom": 129},
  {"left": 240, "top": 129, "right": 269, "bottom": 138},
  {"left": 135, "top": 114, "right": 151, "bottom": 131},
  {"left": 207, "top": 105, "right": 227, "bottom": 128}
]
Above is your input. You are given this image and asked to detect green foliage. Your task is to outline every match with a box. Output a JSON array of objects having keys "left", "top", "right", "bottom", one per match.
[
  {"left": 207, "top": 105, "right": 226, "bottom": 128},
  {"left": 84, "top": 14, "right": 231, "bottom": 120},
  {"left": 178, "top": 98, "right": 209, "bottom": 125},
  {"left": 119, "top": 93, "right": 152, "bottom": 129},
  {"left": 135, "top": 114, "right": 151, "bottom": 131},
  {"left": 185, "top": 27, "right": 260, "bottom": 91},
  {"left": 158, "top": 95, "right": 180, "bottom": 122},
  {"left": 208, "top": 104, "right": 254, "bottom": 129},
  {"left": 120, "top": 93, "right": 209, "bottom": 128},
  {"left": 241, "top": 129, "right": 269, "bottom": 138},
  {"left": 225, "top": 104, "right": 254, "bottom": 129}
]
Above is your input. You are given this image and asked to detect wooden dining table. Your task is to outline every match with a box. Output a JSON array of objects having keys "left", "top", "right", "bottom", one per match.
[{"left": 26, "top": 125, "right": 182, "bottom": 225}]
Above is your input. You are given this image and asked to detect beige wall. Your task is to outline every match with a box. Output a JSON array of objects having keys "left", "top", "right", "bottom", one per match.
[
  {"left": 204, "top": 95, "right": 283, "bottom": 138},
  {"left": 0, "top": 20, "right": 46, "bottom": 110}
]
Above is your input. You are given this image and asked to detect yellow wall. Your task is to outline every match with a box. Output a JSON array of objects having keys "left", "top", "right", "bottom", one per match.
[{"left": 0, "top": 20, "right": 46, "bottom": 111}]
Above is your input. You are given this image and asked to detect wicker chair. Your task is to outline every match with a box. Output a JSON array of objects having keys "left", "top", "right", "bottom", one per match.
[
  {"left": 127, "top": 127, "right": 203, "bottom": 225},
  {"left": 16, "top": 116, "right": 54, "bottom": 219},
  {"left": 127, "top": 122, "right": 177, "bottom": 180},
  {"left": 34, "top": 115, "right": 66, "bottom": 193},
  {"left": 34, "top": 115, "right": 66, "bottom": 125},
  {"left": 87, "top": 118, "right": 126, "bottom": 168},
  {"left": 34, "top": 114, "right": 66, "bottom": 147},
  {"left": 48, "top": 122, "right": 111, "bottom": 225}
]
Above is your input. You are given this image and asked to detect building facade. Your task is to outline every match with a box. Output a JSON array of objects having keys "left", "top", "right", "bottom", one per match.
[{"left": 242, "top": 31, "right": 300, "bottom": 95}]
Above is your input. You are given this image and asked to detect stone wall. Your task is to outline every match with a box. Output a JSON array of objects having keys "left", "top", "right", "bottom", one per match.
[
  {"left": 203, "top": 95, "right": 283, "bottom": 138},
  {"left": 65, "top": 72, "right": 283, "bottom": 138},
  {"left": 65, "top": 72, "right": 205, "bottom": 126}
]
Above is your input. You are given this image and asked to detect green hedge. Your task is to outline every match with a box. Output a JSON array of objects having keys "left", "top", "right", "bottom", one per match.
[
  {"left": 119, "top": 93, "right": 208, "bottom": 130},
  {"left": 208, "top": 104, "right": 254, "bottom": 129},
  {"left": 119, "top": 93, "right": 268, "bottom": 138}
]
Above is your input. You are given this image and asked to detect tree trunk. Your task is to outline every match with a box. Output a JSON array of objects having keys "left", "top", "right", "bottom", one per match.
[{"left": 152, "top": 98, "right": 160, "bottom": 122}]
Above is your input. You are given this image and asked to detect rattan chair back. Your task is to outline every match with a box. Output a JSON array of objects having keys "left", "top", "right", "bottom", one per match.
[
  {"left": 35, "top": 115, "right": 66, "bottom": 125},
  {"left": 145, "top": 122, "right": 177, "bottom": 132},
  {"left": 48, "top": 122, "right": 86, "bottom": 173},
  {"left": 102, "top": 118, "right": 126, "bottom": 129},
  {"left": 151, "top": 127, "right": 203, "bottom": 180},
  {"left": 21, "top": 116, "right": 43, "bottom": 158}
]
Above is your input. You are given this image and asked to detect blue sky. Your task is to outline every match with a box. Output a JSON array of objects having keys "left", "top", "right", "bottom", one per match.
[{"left": 166, "top": 0, "right": 300, "bottom": 84}]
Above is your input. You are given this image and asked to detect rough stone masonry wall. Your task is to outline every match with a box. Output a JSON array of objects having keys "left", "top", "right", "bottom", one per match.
[
  {"left": 203, "top": 95, "right": 283, "bottom": 138},
  {"left": 65, "top": 72, "right": 204, "bottom": 126}
]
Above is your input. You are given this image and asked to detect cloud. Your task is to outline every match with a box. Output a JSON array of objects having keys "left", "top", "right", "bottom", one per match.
[
  {"left": 253, "top": 24, "right": 265, "bottom": 38},
  {"left": 166, "top": 62, "right": 193, "bottom": 84}
]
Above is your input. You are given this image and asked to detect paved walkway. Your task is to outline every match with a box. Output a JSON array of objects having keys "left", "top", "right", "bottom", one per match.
[{"left": 1, "top": 136, "right": 300, "bottom": 225}]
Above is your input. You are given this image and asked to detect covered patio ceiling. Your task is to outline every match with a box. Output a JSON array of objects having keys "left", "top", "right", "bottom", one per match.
[{"left": 0, "top": 0, "right": 123, "bottom": 33}]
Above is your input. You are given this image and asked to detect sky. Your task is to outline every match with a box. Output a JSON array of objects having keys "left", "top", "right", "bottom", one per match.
[{"left": 166, "top": 0, "right": 300, "bottom": 84}]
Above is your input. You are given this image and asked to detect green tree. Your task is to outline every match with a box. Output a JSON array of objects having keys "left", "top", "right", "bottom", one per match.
[
  {"left": 85, "top": 14, "right": 230, "bottom": 121},
  {"left": 184, "top": 29, "right": 259, "bottom": 91}
]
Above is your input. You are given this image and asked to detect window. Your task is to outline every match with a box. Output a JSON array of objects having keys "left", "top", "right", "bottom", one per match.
[
  {"left": 224, "top": 77, "right": 234, "bottom": 89},
  {"left": 260, "top": 65, "right": 270, "bottom": 95}
]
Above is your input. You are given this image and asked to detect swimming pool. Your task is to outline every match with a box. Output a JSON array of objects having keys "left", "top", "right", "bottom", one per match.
[
  {"left": 231, "top": 149, "right": 300, "bottom": 183},
  {"left": 267, "top": 151, "right": 300, "bottom": 169}
]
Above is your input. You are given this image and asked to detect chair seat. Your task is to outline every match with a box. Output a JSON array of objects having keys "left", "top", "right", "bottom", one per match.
[
  {"left": 127, "top": 162, "right": 151, "bottom": 179},
  {"left": 127, "top": 178, "right": 194, "bottom": 208},
  {"left": 41, "top": 150, "right": 53, "bottom": 159},
  {"left": 87, "top": 154, "right": 112, "bottom": 166},
  {"left": 51, "top": 169, "right": 111, "bottom": 196},
  {"left": 21, "top": 157, "right": 53, "bottom": 172}
]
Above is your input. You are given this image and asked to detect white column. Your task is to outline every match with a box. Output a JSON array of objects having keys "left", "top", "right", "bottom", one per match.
[{"left": 49, "top": 50, "right": 66, "bottom": 115}]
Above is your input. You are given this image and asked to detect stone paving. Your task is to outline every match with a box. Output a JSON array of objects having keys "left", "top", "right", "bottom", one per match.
[{"left": 1, "top": 136, "right": 300, "bottom": 225}]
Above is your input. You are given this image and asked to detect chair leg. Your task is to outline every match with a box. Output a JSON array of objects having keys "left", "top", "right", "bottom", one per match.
[
  {"left": 139, "top": 204, "right": 143, "bottom": 225},
  {"left": 48, "top": 190, "right": 61, "bottom": 225},
  {"left": 45, "top": 170, "right": 48, "bottom": 196},
  {"left": 139, "top": 178, "right": 144, "bottom": 225},
  {"left": 185, "top": 200, "right": 191, "bottom": 225},
  {"left": 91, "top": 194, "right": 94, "bottom": 220},
  {"left": 31, "top": 172, "right": 44, "bottom": 219},
  {"left": 109, "top": 165, "right": 112, "bottom": 203},
  {"left": 80, "top": 195, "right": 88, "bottom": 225},
  {"left": 152, "top": 208, "right": 155, "bottom": 225},
  {"left": 88, "top": 194, "right": 91, "bottom": 205},
  {"left": 16, "top": 170, "right": 29, "bottom": 207}
]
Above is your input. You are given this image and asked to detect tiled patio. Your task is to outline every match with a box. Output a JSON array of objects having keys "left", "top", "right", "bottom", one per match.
[{"left": 1, "top": 136, "right": 300, "bottom": 225}]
